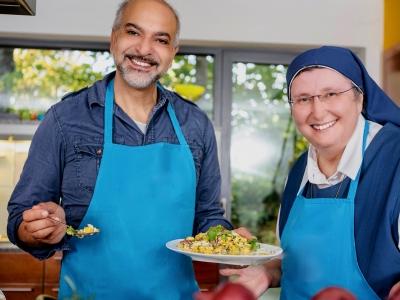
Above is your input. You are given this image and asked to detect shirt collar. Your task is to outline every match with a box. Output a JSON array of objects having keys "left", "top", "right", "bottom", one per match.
[
  {"left": 335, "top": 115, "right": 366, "bottom": 179},
  {"left": 87, "top": 72, "right": 114, "bottom": 108},
  {"left": 300, "top": 115, "right": 382, "bottom": 191},
  {"left": 307, "top": 115, "right": 366, "bottom": 186}
]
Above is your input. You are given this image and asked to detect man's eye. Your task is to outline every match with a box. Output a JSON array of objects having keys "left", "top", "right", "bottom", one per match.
[
  {"left": 157, "top": 39, "right": 169, "bottom": 45},
  {"left": 127, "top": 30, "right": 139, "bottom": 36}
]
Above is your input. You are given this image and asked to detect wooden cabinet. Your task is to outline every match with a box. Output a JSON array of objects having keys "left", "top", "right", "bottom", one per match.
[
  {"left": 42, "top": 252, "right": 61, "bottom": 298},
  {"left": 0, "top": 251, "right": 218, "bottom": 299},
  {"left": 0, "top": 251, "right": 44, "bottom": 300},
  {"left": 0, "top": 251, "right": 61, "bottom": 300}
]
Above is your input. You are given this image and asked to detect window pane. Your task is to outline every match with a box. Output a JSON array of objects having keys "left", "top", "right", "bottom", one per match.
[
  {"left": 160, "top": 54, "right": 214, "bottom": 119},
  {"left": 0, "top": 47, "right": 114, "bottom": 123},
  {"left": 230, "top": 62, "right": 293, "bottom": 244}
]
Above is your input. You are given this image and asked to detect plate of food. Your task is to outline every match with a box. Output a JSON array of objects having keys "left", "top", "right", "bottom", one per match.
[{"left": 166, "top": 225, "right": 282, "bottom": 266}]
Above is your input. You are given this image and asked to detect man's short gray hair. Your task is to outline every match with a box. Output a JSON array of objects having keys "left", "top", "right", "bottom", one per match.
[{"left": 112, "top": 0, "right": 180, "bottom": 46}]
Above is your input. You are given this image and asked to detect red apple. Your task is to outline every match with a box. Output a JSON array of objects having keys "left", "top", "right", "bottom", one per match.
[
  {"left": 312, "top": 287, "right": 356, "bottom": 300},
  {"left": 194, "top": 282, "right": 256, "bottom": 300},
  {"left": 389, "top": 282, "right": 400, "bottom": 300}
]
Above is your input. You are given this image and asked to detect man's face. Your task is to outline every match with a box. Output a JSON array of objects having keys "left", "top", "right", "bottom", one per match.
[{"left": 110, "top": 0, "right": 178, "bottom": 89}]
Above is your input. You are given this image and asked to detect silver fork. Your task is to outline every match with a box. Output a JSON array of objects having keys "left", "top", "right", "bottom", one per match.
[{"left": 47, "top": 216, "right": 67, "bottom": 225}]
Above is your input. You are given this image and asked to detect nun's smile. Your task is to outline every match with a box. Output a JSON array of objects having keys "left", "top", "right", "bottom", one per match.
[{"left": 311, "top": 120, "right": 337, "bottom": 131}]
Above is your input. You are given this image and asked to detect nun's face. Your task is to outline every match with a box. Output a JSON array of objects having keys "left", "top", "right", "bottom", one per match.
[{"left": 290, "top": 68, "right": 363, "bottom": 157}]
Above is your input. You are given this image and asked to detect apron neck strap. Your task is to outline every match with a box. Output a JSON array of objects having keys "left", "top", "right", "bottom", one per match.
[
  {"left": 104, "top": 79, "right": 115, "bottom": 145},
  {"left": 167, "top": 102, "right": 188, "bottom": 146},
  {"left": 347, "top": 119, "right": 370, "bottom": 198},
  {"left": 104, "top": 79, "right": 188, "bottom": 146}
]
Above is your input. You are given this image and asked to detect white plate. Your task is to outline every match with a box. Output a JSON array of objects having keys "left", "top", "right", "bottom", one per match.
[{"left": 166, "top": 239, "right": 282, "bottom": 266}]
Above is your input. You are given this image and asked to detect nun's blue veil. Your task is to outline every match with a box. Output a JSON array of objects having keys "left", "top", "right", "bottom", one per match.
[{"left": 286, "top": 46, "right": 400, "bottom": 126}]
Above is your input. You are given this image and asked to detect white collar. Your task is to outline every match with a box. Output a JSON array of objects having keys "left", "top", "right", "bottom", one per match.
[{"left": 300, "top": 115, "right": 382, "bottom": 189}]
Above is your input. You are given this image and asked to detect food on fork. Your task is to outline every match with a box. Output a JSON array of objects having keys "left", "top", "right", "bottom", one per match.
[{"left": 66, "top": 224, "right": 100, "bottom": 238}]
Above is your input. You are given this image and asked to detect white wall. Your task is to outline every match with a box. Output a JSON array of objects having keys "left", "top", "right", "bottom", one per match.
[{"left": 0, "top": 0, "right": 383, "bottom": 81}]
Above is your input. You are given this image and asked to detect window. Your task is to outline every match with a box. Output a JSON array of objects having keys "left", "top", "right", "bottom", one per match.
[
  {"left": 218, "top": 51, "right": 307, "bottom": 244},
  {"left": 230, "top": 62, "right": 292, "bottom": 244}
]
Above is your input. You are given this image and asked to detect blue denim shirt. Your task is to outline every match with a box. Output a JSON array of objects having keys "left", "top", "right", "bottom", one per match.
[{"left": 7, "top": 72, "right": 232, "bottom": 259}]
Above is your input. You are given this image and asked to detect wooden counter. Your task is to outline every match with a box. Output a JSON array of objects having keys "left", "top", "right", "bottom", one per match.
[
  {"left": 0, "top": 250, "right": 61, "bottom": 300},
  {"left": 0, "top": 248, "right": 219, "bottom": 299}
]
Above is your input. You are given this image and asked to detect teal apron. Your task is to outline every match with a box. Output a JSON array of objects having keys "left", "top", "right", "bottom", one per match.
[
  {"left": 58, "top": 79, "right": 198, "bottom": 299},
  {"left": 280, "top": 121, "right": 379, "bottom": 299}
]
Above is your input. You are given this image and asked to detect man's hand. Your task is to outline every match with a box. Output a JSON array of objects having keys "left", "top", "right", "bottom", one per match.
[
  {"left": 18, "top": 201, "right": 66, "bottom": 246},
  {"left": 233, "top": 227, "right": 254, "bottom": 240}
]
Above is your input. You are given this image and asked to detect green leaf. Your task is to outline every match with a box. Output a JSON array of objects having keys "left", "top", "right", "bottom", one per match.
[{"left": 206, "top": 225, "right": 224, "bottom": 241}]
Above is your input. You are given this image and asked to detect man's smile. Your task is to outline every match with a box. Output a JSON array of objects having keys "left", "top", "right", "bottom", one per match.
[{"left": 125, "top": 54, "right": 159, "bottom": 71}]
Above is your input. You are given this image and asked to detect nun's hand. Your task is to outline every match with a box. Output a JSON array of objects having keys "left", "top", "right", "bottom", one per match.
[{"left": 219, "top": 265, "right": 272, "bottom": 297}]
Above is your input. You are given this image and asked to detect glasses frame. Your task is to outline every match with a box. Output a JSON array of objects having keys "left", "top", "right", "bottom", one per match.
[{"left": 289, "top": 86, "right": 357, "bottom": 106}]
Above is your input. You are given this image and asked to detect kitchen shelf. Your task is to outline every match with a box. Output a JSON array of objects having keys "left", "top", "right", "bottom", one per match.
[{"left": 0, "top": 123, "right": 39, "bottom": 140}]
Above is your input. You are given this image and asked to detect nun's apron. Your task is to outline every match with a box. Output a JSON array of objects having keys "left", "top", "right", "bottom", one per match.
[
  {"left": 280, "top": 121, "right": 379, "bottom": 299},
  {"left": 58, "top": 79, "right": 198, "bottom": 299}
]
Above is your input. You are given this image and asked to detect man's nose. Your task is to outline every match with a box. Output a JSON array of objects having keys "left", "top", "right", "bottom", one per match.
[{"left": 135, "top": 37, "right": 153, "bottom": 56}]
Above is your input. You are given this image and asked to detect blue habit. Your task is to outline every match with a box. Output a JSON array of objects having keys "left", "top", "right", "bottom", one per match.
[{"left": 279, "top": 122, "right": 400, "bottom": 299}]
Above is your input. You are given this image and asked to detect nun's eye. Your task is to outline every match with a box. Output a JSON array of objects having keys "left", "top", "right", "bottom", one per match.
[
  {"left": 320, "top": 92, "right": 339, "bottom": 101},
  {"left": 299, "top": 96, "right": 313, "bottom": 103},
  {"left": 290, "top": 95, "right": 314, "bottom": 105}
]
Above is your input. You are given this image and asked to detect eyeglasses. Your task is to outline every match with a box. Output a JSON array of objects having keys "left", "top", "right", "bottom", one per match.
[{"left": 289, "top": 86, "right": 356, "bottom": 107}]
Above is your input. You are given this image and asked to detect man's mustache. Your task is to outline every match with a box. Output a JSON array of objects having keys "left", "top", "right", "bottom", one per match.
[{"left": 125, "top": 54, "right": 159, "bottom": 66}]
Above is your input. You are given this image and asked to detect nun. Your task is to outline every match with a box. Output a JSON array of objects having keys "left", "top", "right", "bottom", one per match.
[{"left": 221, "top": 46, "right": 400, "bottom": 300}]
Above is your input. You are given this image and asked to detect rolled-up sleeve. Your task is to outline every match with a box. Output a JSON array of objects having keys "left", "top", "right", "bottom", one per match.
[
  {"left": 7, "top": 106, "right": 67, "bottom": 259},
  {"left": 193, "top": 119, "right": 233, "bottom": 234}
]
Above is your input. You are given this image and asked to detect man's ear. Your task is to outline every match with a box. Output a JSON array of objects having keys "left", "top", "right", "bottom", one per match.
[
  {"left": 110, "top": 30, "right": 117, "bottom": 54},
  {"left": 167, "top": 46, "right": 179, "bottom": 70},
  {"left": 174, "top": 46, "right": 179, "bottom": 56}
]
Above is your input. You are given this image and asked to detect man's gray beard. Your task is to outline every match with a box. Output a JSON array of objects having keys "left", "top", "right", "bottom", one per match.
[{"left": 117, "top": 63, "right": 161, "bottom": 89}]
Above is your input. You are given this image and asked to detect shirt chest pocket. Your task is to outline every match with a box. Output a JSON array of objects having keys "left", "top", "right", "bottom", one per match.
[
  {"left": 159, "top": 136, "right": 203, "bottom": 182},
  {"left": 74, "top": 143, "right": 103, "bottom": 192}
]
